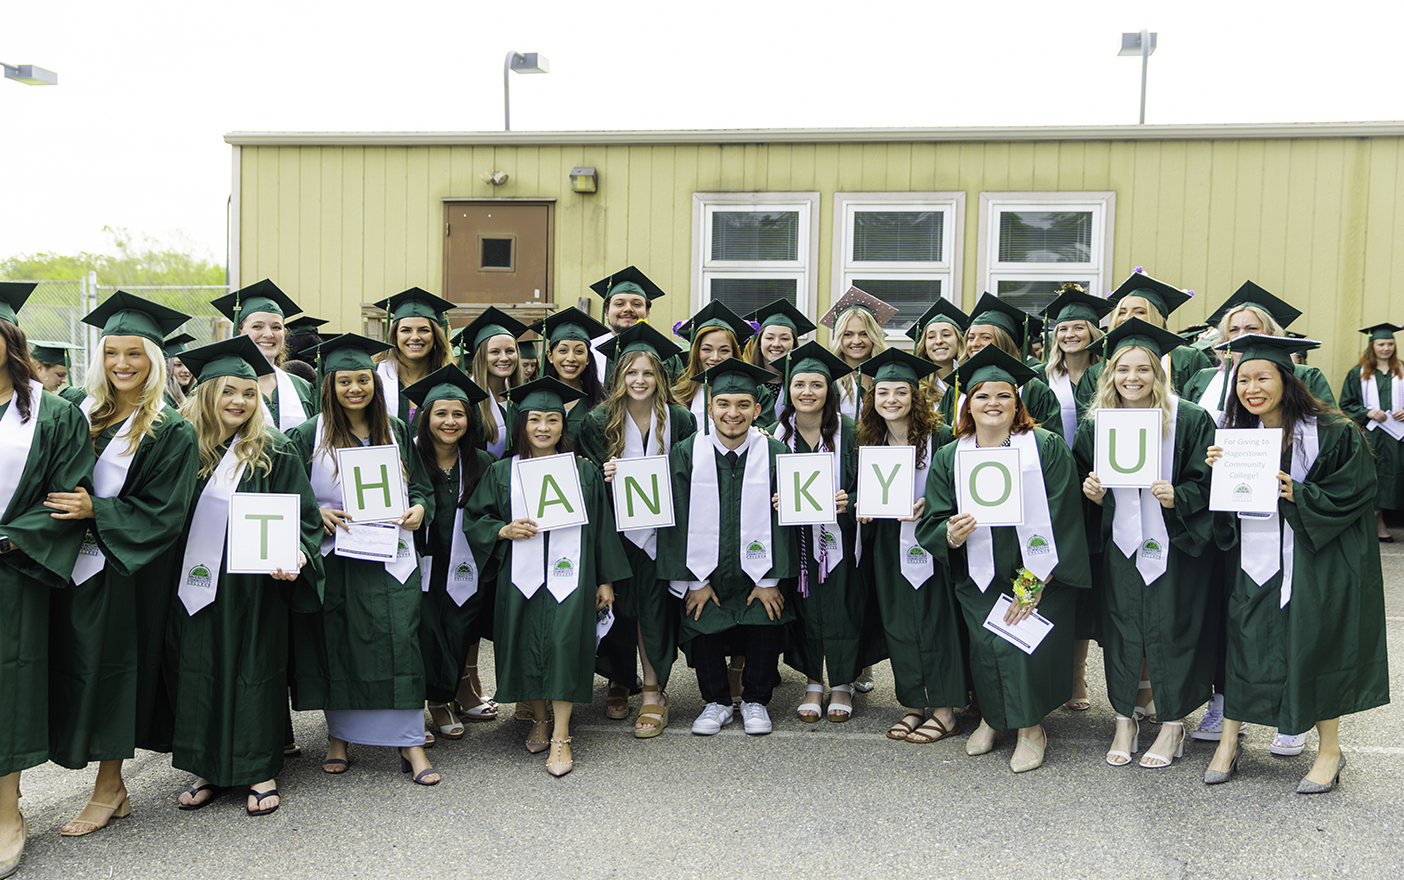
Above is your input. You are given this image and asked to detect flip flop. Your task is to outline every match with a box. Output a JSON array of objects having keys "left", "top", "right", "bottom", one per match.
[
  {"left": 321, "top": 758, "right": 350, "bottom": 775},
  {"left": 177, "top": 782, "right": 228, "bottom": 811},
  {"left": 246, "top": 787, "right": 280, "bottom": 817}
]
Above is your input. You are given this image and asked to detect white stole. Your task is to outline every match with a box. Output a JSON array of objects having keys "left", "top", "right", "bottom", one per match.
[
  {"left": 376, "top": 360, "right": 401, "bottom": 422},
  {"left": 0, "top": 380, "right": 44, "bottom": 520},
  {"left": 177, "top": 439, "right": 248, "bottom": 614},
  {"left": 72, "top": 399, "right": 144, "bottom": 585},
  {"left": 838, "top": 379, "right": 861, "bottom": 421},
  {"left": 1047, "top": 370, "right": 1078, "bottom": 446},
  {"left": 412, "top": 442, "right": 481, "bottom": 606},
  {"left": 309, "top": 415, "right": 417, "bottom": 583},
  {"left": 1109, "top": 397, "right": 1177, "bottom": 585},
  {"left": 898, "top": 434, "right": 937, "bottom": 588},
  {"left": 1196, "top": 370, "right": 1229, "bottom": 425},
  {"left": 470, "top": 378, "right": 510, "bottom": 459},
  {"left": 262, "top": 367, "right": 309, "bottom": 431},
  {"left": 1362, "top": 370, "right": 1404, "bottom": 441},
  {"left": 784, "top": 420, "right": 845, "bottom": 582},
  {"left": 1240, "top": 418, "right": 1319, "bottom": 607},
  {"left": 621, "top": 409, "right": 672, "bottom": 560},
  {"left": 685, "top": 428, "right": 773, "bottom": 584},
  {"left": 509, "top": 454, "right": 583, "bottom": 603},
  {"left": 961, "top": 431, "right": 1060, "bottom": 592},
  {"left": 689, "top": 386, "right": 709, "bottom": 434}
]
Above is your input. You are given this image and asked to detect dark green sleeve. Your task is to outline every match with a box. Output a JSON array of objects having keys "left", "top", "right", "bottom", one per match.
[
  {"left": 671, "top": 404, "right": 699, "bottom": 443},
  {"left": 763, "top": 437, "right": 798, "bottom": 579},
  {"left": 283, "top": 419, "right": 318, "bottom": 471},
  {"left": 1298, "top": 365, "right": 1337, "bottom": 408},
  {"left": 1180, "top": 368, "right": 1215, "bottom": 404},
  {"left": 1023, "top": 379, "right": 1063, "bottom": 441},
  {"left": 1281, "top": 418, "right": 1378, "bottom": 553},
  {"left": 1074, "top": 362, "right": 1104, "bottom": 419},
  {"left": 290, "top": 373, "right": 320, "bottom": 417},
  {"left": 655, "top": 439, "right": 695, "bottom": 581},
  {"left": 264, "top": 430, "right": 326, "bottom": 612},
  {"left": 1069, "top": 413, "right": 1105, "bottom": 554},
  {"left": 576, "top": 407, "right": 609, "bottom": 467},
  {"left": 1338, "top": 367, "right": 1368, "bottom": 424},
  {"left": 753, "top": 385, "right": 779, "bottom": 432},
  {"left": 1169, "top": 345, "right": 1212, "bottom": 394},
  {"left": 916, "top": 441, "right": 958, "bottom": 566},
  {"left": 1162, "top": 403, "right": 1215, "bottom": 555},
  {"left": 394, "top": 417, "right": 434, "bottom": 525},
  {"left": 582, "top": 461, "right": 632, "bottom": 585},
  {"left": 464, "top": 460, "right": 512, "bottom": 567},
  {"left": 1038, "top": 429, "right": 1093, "bottom": 589}
]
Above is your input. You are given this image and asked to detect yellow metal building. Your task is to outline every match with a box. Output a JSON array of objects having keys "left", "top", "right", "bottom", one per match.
[{"left": 225, "top": 122, "right": 1404, "bottom": 382}]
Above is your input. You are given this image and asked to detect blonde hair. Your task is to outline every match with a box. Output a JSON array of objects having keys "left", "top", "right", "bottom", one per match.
[
  {"left": 1112, "top": 296, "right": 1166, "bottom": 329},
  {"left": 84, "top": 336, "right": 169, "bottom": 454},
  {"left": 1089, "top": 344, "right": 1174, "bottom": 436},
  {"left": 603, "top": 351, "right": 679, "bottom": 458},
  {"left": 967, "top": 325, "right": 1020, "bottom": 360},
  {"left": 914, "top": 319, "right": 966, "bottom": 404},
  {"left": 179, "top": 378, "right": 274, "bottom": 478},
  {"left": 1216, "top": 305, "right": 1283, "bottom": 345},
  {"left": 675, "top": 326, "right": 740, "bottom": 405},
  {"left": 1045, "top": 320, "right": 1105, "bottom": 379},
  {"left": 470, "top": 338, "right": 523, "bottom": 445},
  {"left": 828, "top": 306, "right": 889, "bottom": 407}
]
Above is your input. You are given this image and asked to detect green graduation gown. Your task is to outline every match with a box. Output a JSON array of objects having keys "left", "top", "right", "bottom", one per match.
[
  {"left": 918, "top": 428, "right": 1092, "bottom": 730},
  {"left": 416, "top": 448, "right": 497, "bottom": 703},
  {"left": 284, "top": 416, "right": 434, "bottom": 711},
  {"left": 1072, "top": 401, "right": 1219, "bottom": 721},
  {"left": 265, "top": 369, "right": 318, "bottom": 431},
  {"left": 0, "top": 390, "right": 94, "bottom": 776},
  {"left": 50, "top": 400, "right": 199, "bottom": 766},
  {"left": 939, "top": 376, "right": 1065, "bottom": 442},
  {"left": 1338, "top": 365, "right": 1404, "bottom": 510},
  {"left": 577, "top": 404, "right": 698, "bottom": 690},
  {"left": 464, "top": 456, "right": 631, "bottom": 704},
  {"left": 1216, "top": 416, "right": 1389, "bottom": 733},
  {"left": 169, "top": 431, "right": 325, "bottom": 787}
]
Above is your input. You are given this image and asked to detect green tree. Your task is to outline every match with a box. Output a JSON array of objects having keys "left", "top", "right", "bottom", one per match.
[{"left": 0, "top": 226, "right": 225, "bottom": 286}]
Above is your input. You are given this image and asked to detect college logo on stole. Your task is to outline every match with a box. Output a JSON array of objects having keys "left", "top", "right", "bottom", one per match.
[
  {"left": 552, "top": 557, "right": 576, "bottom": 578},
  {"left": 744, "top": 540, "right": 768, "bottom": 561},
  {"left": 1025, "top": 534, "right": 1052, "bottom": 556}
]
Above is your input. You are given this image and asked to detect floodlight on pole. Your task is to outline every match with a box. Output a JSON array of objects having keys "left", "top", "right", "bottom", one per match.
[
  {"left": 2, "top": 62, "right": 58, "bottom": 85},
  {"left": 1118, "top": 30, "right": 1156, "bottom": 124},
  {"left": 503, "top": 51, "right": 549, "bottom": 131}
]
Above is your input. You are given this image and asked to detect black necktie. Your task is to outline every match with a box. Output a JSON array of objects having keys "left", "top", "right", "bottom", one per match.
[{"left": 725, "top": 451, "right": 739, "bottom": 466}]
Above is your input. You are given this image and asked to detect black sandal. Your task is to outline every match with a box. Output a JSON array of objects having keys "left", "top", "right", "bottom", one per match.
[
  {"left": 246, "top": 787, "right": 280, "bottom": 817},
  {"left": 176, "top": 782, "right": 228, "bottom": 811}
]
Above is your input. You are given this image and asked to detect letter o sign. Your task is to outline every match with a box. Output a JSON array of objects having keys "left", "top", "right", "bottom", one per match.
[{"left": 969, "top": 461, "right": 1013, "bottom": 507}]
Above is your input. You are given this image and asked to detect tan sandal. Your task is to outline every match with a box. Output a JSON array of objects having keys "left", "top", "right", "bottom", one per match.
[
  {"left": 634, "top": 687, "right": 669, "bottom": 739},
  {"left": 525, "top": 719, "right": 551, "bottom": 754},
  {"left": 887, "top": 712, "right": 925, "bottom": 740},
  {"left": 905, "top": 712, "right": 958, "bottom": 743},
  {"left": 605, "top": 684, "right": 630, "bottom": 720},
  {"left": 60, "top": 796, "right": 131, "bottom": 837}
]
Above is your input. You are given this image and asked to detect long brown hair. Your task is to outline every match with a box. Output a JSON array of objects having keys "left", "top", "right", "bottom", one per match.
[
  {"left": 675, "top": 327, "right": 739, "bottom": 404},
  {"left": 603, "top": 350, "right": 678, "bottom": 459},
  {"left": 317, "top": 369, "right": 396, "bottom": 474},
  {"left": 1359, "top": 341, "right": 1404, "bottom": 381},
  {"left": 414, "top": 398, "right": 484, "bottom": 507},
  {"left": 856, "top": 380, "right": 942, "bottom": 468},
  {"left": 505, "top": 411, "right": 576, "bottom": 459},
  {"left": 376, "top": 317, "right": 453, "bottom": 376},
  {"left": 954, "top": 381, "right": 1040, "bottom": 438},
  {"left": 470, "top": 341, "right": 522, "bottom": 445},
  {"left": 777, "top": 374, "right": 841, "bottom": 451},
  {"left": 545, "top": 339, "right": 607, "bottom": 407},
  {"left": 0, "top": 321, "right": 38, "bottom": 423}
]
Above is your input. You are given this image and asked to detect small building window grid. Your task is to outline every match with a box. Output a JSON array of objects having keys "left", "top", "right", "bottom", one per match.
[
  {"left": 693, "top": 193, "right": 821, "bottom": 322},
  {"left": 978, "top": 192, "right": 1116, "bottom": 318}
]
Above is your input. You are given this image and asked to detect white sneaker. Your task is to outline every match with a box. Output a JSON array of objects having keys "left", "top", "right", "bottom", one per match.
[
  {"left": 1191, "top": 705, "right": 1225, "bottom": 741},
  {"left": 739, "top": 701, "right": 773, "bottom": 735},
  {"left": 1270, "top": 731, "right": 1308, "bottom": 756},
  {"left": 691, "top": 702, "right": 734, "bottom": 735}
]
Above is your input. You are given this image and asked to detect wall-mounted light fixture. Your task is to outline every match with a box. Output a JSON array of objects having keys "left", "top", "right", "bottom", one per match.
[
  {"left": 479, "top": 171, "right": 509, "bottom": 185},
  {"left": 2, "top": 63, "right": 58, "bottom": 85},
  {"left": 570, "top": 166, "right": 597, "bottom": 194}
]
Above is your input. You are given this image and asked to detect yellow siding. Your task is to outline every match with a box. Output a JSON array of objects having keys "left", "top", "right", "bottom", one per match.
[{"left": 239, "top": 135, "right": 1404, "bottom": 384}]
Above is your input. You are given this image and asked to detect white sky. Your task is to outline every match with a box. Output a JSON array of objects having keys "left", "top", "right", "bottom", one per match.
[{"left": 2, "top": 0, "right": 1401, "bottom": 266}]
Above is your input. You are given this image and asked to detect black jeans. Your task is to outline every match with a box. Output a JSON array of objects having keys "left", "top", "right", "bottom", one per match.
[{"left": 691, "top": 624, "right": 783, "bottom": 706}]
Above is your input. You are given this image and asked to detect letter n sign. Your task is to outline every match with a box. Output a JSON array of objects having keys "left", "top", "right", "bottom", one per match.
[
  {"left": 1094, "top": 409, "right": 1162, "bottom": 488},
  {"left": 956, "top": 447, "right": 1024, "bottom": 526}
]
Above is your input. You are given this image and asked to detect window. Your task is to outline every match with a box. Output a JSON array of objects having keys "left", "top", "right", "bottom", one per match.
[
  {"left": 977, "top": 192, "right": 1115, "bottom": 316},
  {"left": 833, "top": 193, "right": 965, "bottom": 339},
  {"left": 693, "top": 193, "right": 820, "bottom": 320},
  {"left": 480, "top": 235, "right": 514, "bottom": 270}
]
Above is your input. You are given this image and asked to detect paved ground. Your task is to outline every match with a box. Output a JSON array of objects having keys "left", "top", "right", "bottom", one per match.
[{"left": 11, "top": 547, "right": 1404, "bottom": 880}]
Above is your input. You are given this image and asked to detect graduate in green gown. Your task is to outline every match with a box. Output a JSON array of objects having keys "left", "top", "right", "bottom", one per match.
[
  {"left": 161, "top": 333, "right": 197, "bottom": 407},
  {"left": 1337, "top": 323, "right": 1404, "bottom": 541},
  {"left": 29, "top": 337, "right": 77, "bottom": 395},
  {"left": 674, "top": 302, "right": 778, "bottom": 435},
  {"left": 47, "top": 292, "right": 199, "bottom": 836},
  {"left": 909, "top": 299, "right": 968, "bottom": 412},
  {"left": 854, "top": 348, "right": 966, "bottom": 743},
  {"left": 464, "top": 377, "right": 630, "bottom": 776},
  {"left": 165, "top": 338, "right": 324, "bottom": 816},
  {"left": 373, "top": 287, "right": 457, "bottom": 428},
  {"left": 588, "top": 265, "right": 666, "bottom": 387},
  {"left": 1073, "top": 320, "right": 1217, "bottom": 770},
  {"left": 821, "top": 287, "right": 898, "bottom": 423},
  {"left": 212, "top": 280, "right": 318, "bottom": 431},
  {"left": 1203, "top": 334, "right": 1388, "bottom": 793},
  {"left": 0, "top": 286, "right": 94, "bottom": 875},
  {"left": 532, "top": 307, "right": 610, "bottom": 446},
  {"left": 578, "top": 324, "right": 697, "bottom": 736},
  {"left": 656, "top": 359, "right": 800, "bottom": 737},
  {"left": 284, "top": 333, "right": 439, "bottom": 785},
  {"left": 918, "top": 347, "right": 1092, "bottom": 773},
  {"left": 744, "top": 299, "right": 815, "bottom": 425},
  {"left": 403, "top": 367, "right": 499, "bottom": 738}
]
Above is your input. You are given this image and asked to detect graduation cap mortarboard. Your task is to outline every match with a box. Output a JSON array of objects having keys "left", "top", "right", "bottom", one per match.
[
  {"left": 533, "top": 307, "right": 610, "bottom": 347},
  {"left": 1088, "top": 317, "right": 1186, "bottom": 360},
  {"left": 83, "top": 291, "right": 191, "bottom": 348},
  {"left": 859, "top": 347, "right": 940, "bottom": 385},
  {"left": 906, "top": 299, "right": 970, "bottom": 342},
  {"left": 176, "top": 336, "right": 275, "bottom": 384},
  {"left": 286, "top": 315, "right": 329, "bottom": 334},
  {"left": 747, "top": 299, "right": 817, "bottom": 337},
  {"left": 311, "top": 333, "right": 394, "bottom": 375},
  {"left": 946, "top": 345, "right": 1041, "bottom": 394},
  {"left": 30, "top": 340, "right": 77, "bottom": 367},
  {"left": 451, "top": 307, "right": 531, "bottom": 357},
  {"left": 589, "top": 266, "right": 665, "bottom": 304},
  {"left": 162, "top": 333, "right": 196, "bottom": 359},
  {"left": 698, "top": 357, "right": 774, "bottom": 398},
  {"left": 1359, "top": 322, "right": 1404, "bottom": 341},
  {"left": 0, "top": 281, "right": 38, "bottom": 326},
  {"left": 1214, "top": 333, "right": 1321, "bottom": 371},
  {"left": 968, "top": 292, "right": 1041, "bottom": 350},
  {"left": 507, "top": 376, "right": 588, "bottom": 414},
  {"left": 675, "top": 301, "right": 754, "bottom": 346},
  {"left": 1204, "top": 281, "right": 1302, "bottom": 330},
  {"left": 211, "top": 279, "right": 301, "bottom": 324},
  {"left": 595, "top": 322, "right": 682, "bottom": 364},
  {"left": 783, "top": 340, "right": 854, "bottom": 384},
  {"left": 819, "top": 286, "right": 899, "bottom": 331},
  {"left": 1042, "top": 287, "right": 1113, "bottom": 326},
  {"left": 518, "top": 339, "right": 539, "bottom": 360},
  {"left": 375, "top": 287, "right": 455, "bottom": 325},
  {"left": 403, "top": 365, "right": 490, "bottom": 409},
  {"left": 1107, "top": 269, "right": 1193, "bottom": 321}
]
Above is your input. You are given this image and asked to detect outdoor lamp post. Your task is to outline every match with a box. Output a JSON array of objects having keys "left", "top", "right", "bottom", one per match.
[
  {"left": 2, "top": 62, "right": 58, "bottom": 85},
  {"left": 1118, "top": 30, "right": 1156, "bottom": 124},
  {"left": 504, "top": 51, "right": 549, "bottom": 131}
]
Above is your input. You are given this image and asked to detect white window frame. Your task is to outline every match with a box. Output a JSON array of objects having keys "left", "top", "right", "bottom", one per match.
[
  {"left": 832, "top": 192, "right": 965, "bottom": 341},
  {"left": 977, "top": 192, "right": 1116, "bottom": 306},
  {"left": 691, "top": 192, "right": 821, "bottom": 322}
]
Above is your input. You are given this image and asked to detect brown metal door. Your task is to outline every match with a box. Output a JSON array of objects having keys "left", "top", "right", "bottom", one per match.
[{"left": 443, "top": 200, "right": 553, "bottom": 306}]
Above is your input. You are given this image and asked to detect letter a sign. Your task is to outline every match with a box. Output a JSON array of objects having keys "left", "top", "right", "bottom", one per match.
[
  {"left": 776, "top": 452, "right": 837, "bottom": 526},
  {"left": 956, "top": 447, "right": 1024, "bottom": 526},
  {"left": 514, "top": 452, "right": 589, "bottom": 532},
  {"left": 1094, "top": 409, "right": 1162, "bottom": 488},
  {"left": 611, "top": 456, "right": 675, "bottom": 531}
]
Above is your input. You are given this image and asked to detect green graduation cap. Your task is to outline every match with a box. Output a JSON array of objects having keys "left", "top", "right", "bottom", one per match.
[
  {"left": 30, "top": 340, "right": 77, "bottom": 368},
  {"left": 162, "top": 332, "right": 196, "bottom": 359},
  {"left": 859, "top": 347, "right": 940, "bottom": 385},
  {"left": 0, "top": 281, "right": 38, "bottom": 326},
  {"left": 375, "top": 287, "right": 455, "bottom": 325},
  {"left": 533, "top": 306, "right": 610, "bottom": 346},
  {"left": 747, "top": 299, "right": 817, "bottom": 337},
  {"left": 1214, "top": 333, "right": 1320, "bottom": 370},
  {"left": 211, "top": 279, "right": 301, "bottom": 324},
  {"left": 83, "top": 291, "right": 191, "bottom": 348},
  {"left": 589, "top": 266, "right": 665, "bottom": 304},
  {"left": 310, "top": 332, "right": 394, "bottom": 375},
  {"left": 946, "top": 344, "right": 1041, "bottom": 394},
  {"left": 286, "top": 315, "right": 329, "bottom": 334},
  {"left": 403, "top": 364, "right": 490, "bottom": 409},
  {"left": 906, "top": 299, "right": 970, "bottom": 342},
  {"left": 782, "top": 340, "right": 853, "bottom": 384},
  {"left": 1042, "top": 286, "right": 1113, "bottom": 326},
  {"left": 176, "top": 336, "right": 275, "bottom": 384},
  {"left": 451, "top": 306, "right": 531, "bottom": 358},
  {"left": 518, "top": 339, "right": 539, "bottom": 360},
  {"left": 968, "top": 292, "right": 1042, "bottom": 349},
  {"left": 595, "top": 321, "right": 682, "bottom": 363},
  {"left": 1177, "top": 323, "right": 1211, "bottom": 341},
  {"left": 697, "top": 357, "right": 774, "bottom": 398},
  {"left": 1088, "top": 317, "right": 1186, "bottom": 360},
  {"left": 1107, "top": 269, "right": 1193, "bottom": 321},
  {"left": 507, "top": 375, "right": 588, "bottom": 414},
  {"left": 1204, "top": 281, "right": 1302, "bottom": 329},
  {"left": 675, "top": 301, "right": 754, "bottom": 345},
  {"left": 1359, "top": 322, "right": 1404, "bottom": 341}
]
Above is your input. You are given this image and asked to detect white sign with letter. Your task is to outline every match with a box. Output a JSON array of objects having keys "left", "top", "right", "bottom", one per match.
[
  {"left": 1209, "top": 428, "right": 1283, "bottom": 514},
  {"left": 856, "top": 446, "right": 916, "bottom": 519},
  {"left": 1094, "top": 409, "right": 1163, "bottom": 488},
  {"left": 335, "top": 445, "right": 407, "bottom": 523},
  {"left": 956, "top": 446, "right": 1024, "bottom": 526},
  {"left": 776, "top": 452, "right": 837, "bottom": 526},
  {"left": 227, "top": 492, "right": 302, "bottom": 574},
  {"left": 514, "top": 452, "right": 588, "bottom": 532},
  {"left": 611, "top": 456, "right": 675, "bottom": 531}
]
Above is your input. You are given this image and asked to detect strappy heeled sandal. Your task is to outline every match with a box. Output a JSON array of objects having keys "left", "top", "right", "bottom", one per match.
[
  {"left": 634, "top": 687, "right": 669, "bottom": 739},
  {"left": 546, "top": 737, "right": 574, "bottom": 777},
  {"left": 797, "top": 683, "right": 825, "bottom": 723}
]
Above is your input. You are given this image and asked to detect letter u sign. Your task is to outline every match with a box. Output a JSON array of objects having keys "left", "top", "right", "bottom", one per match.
[{"left": 1094, "top": 409, "right": 1162, "bottom": 488}]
